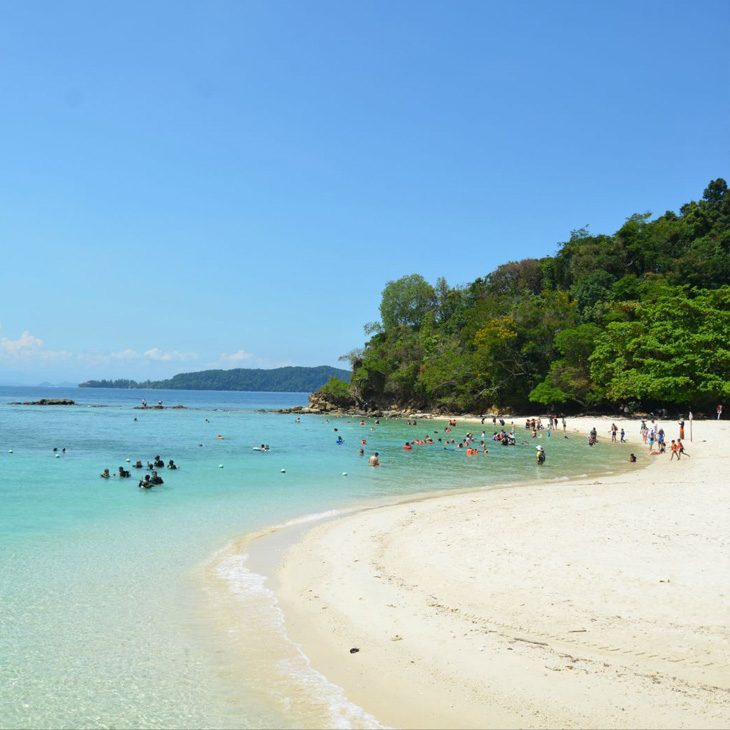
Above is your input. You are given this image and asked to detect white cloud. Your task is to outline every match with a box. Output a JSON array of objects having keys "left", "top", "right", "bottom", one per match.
[
  {"left": 110, "top": 349, "right": 142, "bottom": 361},
  {"left": 0, "top": 329, "right": 197, "bottom": 369},
  {"left": 94, "top": 348, "right": 199, "bottom": 364},
  {"left": 220, "top": 349, "right": 254, "bottom": 363},
  {"left": 143, "top": 348, "right": 197, "bottom": 362},
  {"left": 1, "top": 330, "right": 44, "bottom": 354}
]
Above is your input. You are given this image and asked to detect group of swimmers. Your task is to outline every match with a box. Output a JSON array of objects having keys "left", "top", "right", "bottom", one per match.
[
  {"left": 100, "top": 454, "right": 178, "bottom": 488},
  {"left": 351, "top": 413, "right": 697, "bottom": 472}
]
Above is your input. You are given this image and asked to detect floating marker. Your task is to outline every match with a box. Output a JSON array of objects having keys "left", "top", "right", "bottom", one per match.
[
  {"left": 342, "top": 472, "right": 348, "bottom": 476},
  {"left": 55, "top": 454, "right": 60, "bottom": 459},
  {"left": 281, "top": 468, "right": 286, "bottom": 473},
  {"left": 8, "top": 450, "right": 12, "bottom": 453},
  {"left": 126, "top": 458, "right": 131, "bottom": 462},
  {"left": 218, "top": 464, "right": 224, "bottom": 469}
]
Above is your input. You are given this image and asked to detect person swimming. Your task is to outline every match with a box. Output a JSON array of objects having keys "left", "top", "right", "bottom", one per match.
[
  {"left": 336, "top": 436, "right": 344, "bottom": 444},
  {"left": 153, "top": 455, "right": 164, "bottom": 468},
  {"left": 167, "top": 460, "right": 178, "bottom": 470},
  {"left": 100, "top": 468, "right": 110, "bottom": 479},
  {"left": 150, "top": 471, "right": 164, "bottom": 485},
  {"left": 118, "top": 466, "right": 131, "bottom": 478},
  {"left": 139, "top": 474, "right": 152, "bottom": 488},
  {"left": 368, "top": 452, "right": 381, "bottom": 466},
  {"left": 133, "top": 460, "right": 143, "bottom": 469}
]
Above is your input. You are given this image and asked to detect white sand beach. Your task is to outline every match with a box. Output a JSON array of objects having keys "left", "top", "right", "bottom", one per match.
[{"left": 262, "top": 417, "right": 730, "bottom": 728}]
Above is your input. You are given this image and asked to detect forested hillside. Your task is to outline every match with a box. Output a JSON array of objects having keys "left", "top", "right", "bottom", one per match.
[
  {"left": 319, "top": 179, "right": 730, "bottom": 415},
  {"left": 80, "top": 366, "right": 350, "bottom": 392}
]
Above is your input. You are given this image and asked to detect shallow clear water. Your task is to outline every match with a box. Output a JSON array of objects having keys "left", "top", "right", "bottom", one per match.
[{"left": 0, "top": 387, "right": 639, "bottom": 728}]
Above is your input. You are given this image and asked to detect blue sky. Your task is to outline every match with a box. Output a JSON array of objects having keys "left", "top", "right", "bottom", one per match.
[{"left": 1, "top": 0, "right": 727, "bottom": 383}]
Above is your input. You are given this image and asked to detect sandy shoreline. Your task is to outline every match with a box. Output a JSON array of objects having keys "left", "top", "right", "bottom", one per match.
[{"left": 249, "top": 416, "right": 730, "bottom": 728}]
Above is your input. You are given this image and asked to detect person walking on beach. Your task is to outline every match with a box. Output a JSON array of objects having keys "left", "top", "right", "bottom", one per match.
[
  {"left": 678, "top": 439, "right": 689, "bottom": 458},
  {"left": 620, "top": 428, "right": 626, "bottom": 443},
  {"left": 670, "top": 440, "right": 680, "bottom": 460},
  {"left": 717, "top": 404, "right": 723, "bottom": 420},
  {"left": 678, "top": 419, "right": 685, "bottom": 440},
  {"left": 610, "top": 424, "right": 618, "bottom": 442}
]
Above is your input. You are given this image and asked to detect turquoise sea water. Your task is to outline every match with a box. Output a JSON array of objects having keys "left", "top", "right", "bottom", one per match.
[{"left": 0, "top": 387, "right": 638, "bottom": 728}]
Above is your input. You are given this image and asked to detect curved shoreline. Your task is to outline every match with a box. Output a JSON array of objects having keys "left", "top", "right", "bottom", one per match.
[{"left": 242, "top": 416, "right": 730, "bottom": 728}]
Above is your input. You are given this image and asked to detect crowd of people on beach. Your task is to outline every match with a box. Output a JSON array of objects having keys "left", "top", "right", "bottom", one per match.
[
  {"left": 100, "top": 453, "right": 179, "bottom": 488},
  {"left": 639, "top": 418, "right": 690, "bottom": 460},
  {"left": 582, "top": 417, "right": 691, "bottom": 462}
]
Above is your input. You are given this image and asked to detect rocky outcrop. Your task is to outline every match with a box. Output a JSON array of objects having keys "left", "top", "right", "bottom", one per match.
[
  {"left": 278, "top": 391, "right": 441, "bottom": 419},
  {"left": 10, "top": 399, "right": 76, "bottom": 406}
]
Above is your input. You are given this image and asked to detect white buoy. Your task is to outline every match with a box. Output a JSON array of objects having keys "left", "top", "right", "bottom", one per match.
[
  {"left": 126, "top": 458, "right": 130, "bottom": 462},
  {"left": 55, "top": 454, "right": 60, "bottom": 459},
  {"left": 218, "top": 464, "right": 224, "bottom": 468},
  {"left": 342, "top": 472, "right": 348, "bottom": 476},
  {"left": 8, "top": 450, "right": 12, "bottom": 453},
  {"left": 281, "top": 468, "right": 286, "bottom": 473}
]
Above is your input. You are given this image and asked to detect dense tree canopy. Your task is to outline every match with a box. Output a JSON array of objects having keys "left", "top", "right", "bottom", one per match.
[{"left": 322, "top": 179, "right": 730, "bottom": 415}]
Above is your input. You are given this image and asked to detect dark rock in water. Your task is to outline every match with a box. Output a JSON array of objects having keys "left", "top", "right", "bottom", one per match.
[
  {"left": 349, "top": 647, "right": 360, "bottom": 654},
  {"left": 11, "top": 399, "right": 76, "bottom": 406}
]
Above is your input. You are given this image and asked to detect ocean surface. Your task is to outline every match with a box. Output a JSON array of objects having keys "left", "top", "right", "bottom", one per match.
[{"left": 0, "top": 387, "right": 639, "bottom": 728}]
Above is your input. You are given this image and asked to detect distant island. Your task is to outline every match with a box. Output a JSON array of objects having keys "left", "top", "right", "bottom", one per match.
[{"left": 79, "top": 366, "right": 351, "bottom": 392}]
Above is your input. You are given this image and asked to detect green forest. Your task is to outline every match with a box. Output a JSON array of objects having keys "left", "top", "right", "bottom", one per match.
[
  {"left": 79, "top": 366, "right": 350, "bottom": 392},
  {"left": 318, "top": 179, "right": 730, "bottom": 416}
]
